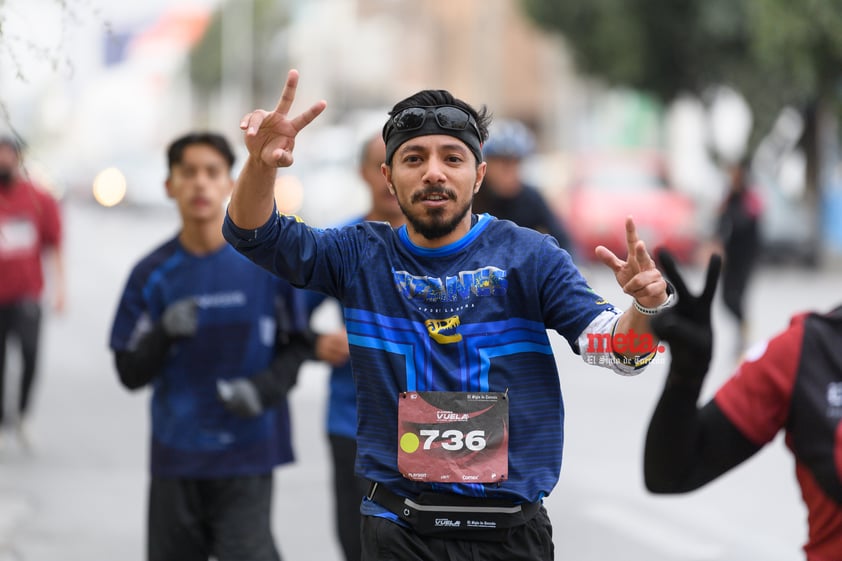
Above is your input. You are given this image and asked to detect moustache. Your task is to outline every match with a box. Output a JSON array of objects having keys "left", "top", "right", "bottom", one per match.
[{"left": 412, "top": 185, "right": 455, "bottom": 203}]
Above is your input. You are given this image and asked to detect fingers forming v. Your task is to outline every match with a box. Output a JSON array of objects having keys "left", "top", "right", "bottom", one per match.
[
  {"left": 595, "top": 245, "right": 625, "bottom": 273},
  {"left": 700, "top": 253, "right": 723, "bottom": 306},
  {"left": 272, "top": 69, "right": 327, "bottom": 133},
  {"left": 290, "top": 100, "right": 328, "bottom": 132},
  {"left": 625, "top": 216, "right": 640, "bottom": 260},
  {"left": 656, "top": 249, "right": 688, "bottom": 301},
  {"left": 275, "top": 69, "right": 300, "bottom": 115},
  {"left": 634, "top": 240, "right": 653, "bottom": 271},
  {"left": 657, "top": 248, "right": 722, "bottom": 309}
]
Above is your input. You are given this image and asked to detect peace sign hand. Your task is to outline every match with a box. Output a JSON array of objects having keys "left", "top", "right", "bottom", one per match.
[
  {"left": 239, "top": 69, "right": 327, "bottom": 168},
  {"left": 651, "top": 248, "right": 722, "bottom": 381},
  {"left": 596, "top": 216, "right": 667, "bottom": 309}
]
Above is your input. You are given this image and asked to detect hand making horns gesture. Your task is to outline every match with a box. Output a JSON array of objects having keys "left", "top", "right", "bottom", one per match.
[
  {"left": 595, "top": 216, "right": 669, "bottom": 309},
  {"left": 239, "top": 69, "right": 327, "bottom": 168}
]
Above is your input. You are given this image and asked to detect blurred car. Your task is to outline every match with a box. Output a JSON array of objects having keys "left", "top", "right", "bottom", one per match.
[
  {"left": 753, "top": 150, "right": 821, "bottom": 268},
  {"left": 559, "top": 151, "right": 699, "bottom": 263}
]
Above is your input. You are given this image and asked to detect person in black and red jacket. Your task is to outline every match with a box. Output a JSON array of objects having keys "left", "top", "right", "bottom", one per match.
[{"left": 644, "top": 248, "right": 842, "bottom": 561}]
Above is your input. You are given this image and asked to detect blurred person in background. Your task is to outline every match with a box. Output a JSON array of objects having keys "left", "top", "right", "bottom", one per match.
[
  {"left": 712, "top": 157, "right": 763, "bottom": 353},
  {"left": 307, "top": 133, "right": 405, "bottom": 561},
  {"left": 108, "top": 132, "right": 313, "bottom": 561},
  {"left": 472, "top": 119, "right": 575, "bottom": 257},
  {"left": 0, "top": 135, "right": 65, "bottom": 449},
  {"left": 224, "top": 70, "right": 673, "bottom": 561},
  {"left": 644, "top": 249, "right": 841, "bottom": 561}
]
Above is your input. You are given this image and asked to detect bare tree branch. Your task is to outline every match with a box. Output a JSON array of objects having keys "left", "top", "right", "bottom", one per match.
[{"left": 0, "top": 0, "right": 110, "bottom": 132}]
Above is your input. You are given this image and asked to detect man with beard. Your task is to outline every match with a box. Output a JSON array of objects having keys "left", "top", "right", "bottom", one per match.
[
  {"left": 223, "top": 70, "right": 673, "bottom": 561},
  {"left": 0, "top": 136, "right": 64, "bottom": 449}
]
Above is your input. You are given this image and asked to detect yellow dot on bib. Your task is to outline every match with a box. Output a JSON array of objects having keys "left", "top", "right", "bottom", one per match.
[{"left": 400, "top": 432, "right": 420, "bottom": 453}]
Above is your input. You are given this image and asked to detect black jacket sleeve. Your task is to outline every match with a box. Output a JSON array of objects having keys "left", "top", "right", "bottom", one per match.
[
  {"left": 113, "top": 324, "right": 173, "bottom": 391},
  {"left": 644, "top": 377, "right": 761, "bottom": 494}
]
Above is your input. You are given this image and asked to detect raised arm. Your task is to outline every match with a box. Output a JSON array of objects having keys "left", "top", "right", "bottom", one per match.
[
  {"left": 643, "top": 249, "right": 759, "bottom": 492},
  {"left": 228, "top": 69, "right": 327, "bottom": 229}
]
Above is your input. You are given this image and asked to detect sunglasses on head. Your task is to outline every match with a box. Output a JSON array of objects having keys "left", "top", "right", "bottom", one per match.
[{"left": 386, "top": 105, "right": 480, "bottom": 138}]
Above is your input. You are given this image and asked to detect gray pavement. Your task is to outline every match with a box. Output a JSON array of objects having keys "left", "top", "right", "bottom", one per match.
[{"left": 1, "top": 200, "right": 839, "bottom": 560}]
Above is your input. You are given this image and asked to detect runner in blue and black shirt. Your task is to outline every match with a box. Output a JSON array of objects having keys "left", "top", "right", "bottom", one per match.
[
  {"left": 109, "top": 132, "right": 312, "bottom": 561},
  {"left": 224, "top": 70, "right": 673, "bottom": 561}
]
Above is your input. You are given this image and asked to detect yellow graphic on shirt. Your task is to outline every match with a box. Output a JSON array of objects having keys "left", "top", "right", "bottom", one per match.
[
  {"left": 588, "top": 287, "right": 608, "bottom": 305},
  {"left": 279, "top": 212, "right": 305, "bottom": 223},
  {"left": 425, "top": 316, "right": 462, "bottom": 344}
]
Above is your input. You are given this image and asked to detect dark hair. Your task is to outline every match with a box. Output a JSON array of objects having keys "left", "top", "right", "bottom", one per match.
[
  {"left": 388, "top": 90, "right": 491, "bottom": 143},
  {"left": 166, "top": 132, "right": 236, "bottom": 175}
]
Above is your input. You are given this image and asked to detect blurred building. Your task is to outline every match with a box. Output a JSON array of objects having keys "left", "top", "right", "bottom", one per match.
[
  {"left": 288, "top": 0, "right": 577, "bottom": 149},
  {"left": 271, "top": 0, "right": 587, "bottom": 226}
]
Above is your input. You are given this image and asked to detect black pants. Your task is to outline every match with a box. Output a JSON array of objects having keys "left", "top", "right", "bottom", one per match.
[
  {"left": 721, "top": 252, "right": 754, "bottom": 323},
  {"left": 0, "top": 299, "right": 42, "bottom": 425},
  {"left": 361, "top": 506, "right": 554, "bottom": 561},
  {"left": 148, "top": 475, "right": 281, "bottom": 561},
  {"left": 329, "top": 434, "right": 369, "bottom": 561}
]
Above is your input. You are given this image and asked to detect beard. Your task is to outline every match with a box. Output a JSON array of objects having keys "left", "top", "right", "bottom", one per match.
[{"left": 398, "top": 185, "right": 473, "bottom": 241}]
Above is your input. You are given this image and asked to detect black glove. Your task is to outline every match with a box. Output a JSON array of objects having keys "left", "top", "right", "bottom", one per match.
[
  {"left": 216, "top": 332, "right": 316, "bottom": 418},
  {"left": 249, "top": 332, "right": 317, "bottom": 405},
  {"left": 651, "top": 249, "right": 722, "bottom": 383},
  {"left": 217, "top": 378, "right": 263, "bottom": 417},
  {"left": 115, "top": 298, "right": 199, "bottom": 390},
  {"left": 161, "top": 298, "right": 199, "bottom": 339}
]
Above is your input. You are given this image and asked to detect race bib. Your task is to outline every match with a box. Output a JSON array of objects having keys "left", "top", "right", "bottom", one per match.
[
  {"left": 0, "top": 217, "right": 37, "bottom": 256},
  {"left": 397, "top": 391, "right": 508, "bottom": 483}
]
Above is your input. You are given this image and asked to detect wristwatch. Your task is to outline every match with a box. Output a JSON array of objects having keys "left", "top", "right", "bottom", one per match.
[{"left": 633, "top": 284, "right": 676, "bottom": 316}]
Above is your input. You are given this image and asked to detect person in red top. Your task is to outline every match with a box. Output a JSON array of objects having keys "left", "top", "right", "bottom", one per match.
[
  {"left": 644, "top": 249, "right": 842, "bottom": 561},
  {"left": 0, "top": 136, "right": 65, "bottom": 447}
]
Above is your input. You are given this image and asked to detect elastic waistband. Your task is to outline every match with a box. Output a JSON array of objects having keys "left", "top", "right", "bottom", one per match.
[{"left": 366, "top": 482, "right": 541, "bottom": 541}]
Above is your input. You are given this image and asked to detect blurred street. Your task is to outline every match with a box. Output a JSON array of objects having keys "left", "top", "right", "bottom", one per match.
[{"left": 1, "top": 199, "right": 839, "bottom": 561}]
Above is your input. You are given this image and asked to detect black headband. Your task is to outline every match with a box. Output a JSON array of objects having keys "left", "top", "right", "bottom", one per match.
[{"left": 382, "top": 106, "right": 483, "bottom": 165}]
